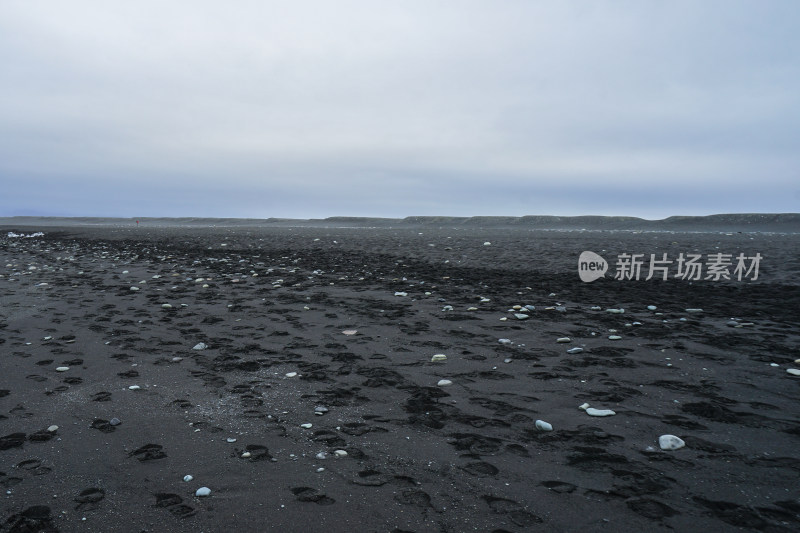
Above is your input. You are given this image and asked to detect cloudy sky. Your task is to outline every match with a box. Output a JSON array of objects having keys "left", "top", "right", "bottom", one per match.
[{"left": 1, "top": 1, "right": 797, "bottom": 219}]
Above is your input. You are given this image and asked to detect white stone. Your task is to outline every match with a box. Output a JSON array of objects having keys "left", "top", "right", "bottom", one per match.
[
  {"left": 498, "top": 338, "right": 512, "bottom": 345},
  {"left": 437, "top": 379, "right": 453, "bottom": 387},
  {"left": 658, "top": 435, "right": 685, "bottom": 450},
  {"left": 431, "top": 354, "right": 447, "bottom": 362},
  {"left": 647, "top": 305, "right": 657, "bottom": 311},
  {"left": 514, "top": 314, "right": 529, "bottom": 320},
  {"left": 685, "top": 308, "right": 703, "bottom": 313},
  {"left": 483, "top": 242, "right": 491, "bottom": 246},
  {"left": 55, "top": 367, "right": 69, "bottom": 372},
  {"left": 556, "top": 337, "right": 571, "bottom": 343},
  {"left": 786, "top": 368, "right": 800, "bottom": 376},
  {"left": 394, "top": 291, "right": 408, "bottom": 297},
  {"left": 608, "top": 335, "right": 622, "bottom": 340},
  {"left": 161, "top": 304, "right": 172, "bottom": 309},
  {"left": 192, "top": 342, "right": 207, "bottom": 350},
  {"left": 129, "top": 286, "right": 139, "bottom": 291},
  {"left": 566, "top": 347, "right": 583, "bottom": 354},
  {"left": 333, "top": 450, "right": 348, "bottom": 458},
  {"left": 195, "top": 487, "right": 211, "bottom": 497},
  {"left": 47, "top": 425, "right": 58, "bottom": 432},
  {"left": 300, "top": 423, "right": 313, "bottom": 429},
  {"left": 586, "top": 408, "right": 616, "bottom": 417},
  {"left": 606, "top": 308, "right": 625, "bottom": 314},
  {"left": 285, "top": 372, "right": 298, "bottom": 378},
  {"left": 128, "top": 385, "right": 140, "bottom": 390},
  {"left": 241, "top": 452, "right": 251, "bottom": 458},
  {"left": 535, "top": 420, "right": 553, "bottom": 432},
  {"left": 226, "top": 438, "right": 237, "bottom": 443},
  {"left": 578, "top": 403, "right": 590, "bottom": 410},
  {"left": 183, "top": 475, "right": 193, "bottom": 482}
]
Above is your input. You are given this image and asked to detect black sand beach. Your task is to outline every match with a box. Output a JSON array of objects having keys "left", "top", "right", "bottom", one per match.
[{"left": 1, "top": 221, "right": 799, "bottom": 532}]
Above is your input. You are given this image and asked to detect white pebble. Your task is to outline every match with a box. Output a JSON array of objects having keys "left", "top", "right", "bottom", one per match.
[
  {"left": 535, "top": 420, "right": 553, "bottom": 432},
  {"left": 241, "top": 452, "right": 251, "bottom": 458},
  {"left": 183, "top": 475, "right": 193, "bottom": 482},
  {"left": 514, "top": 314, "right": 529, "bottom": 320},
  {"left": 786, "top": 368, "right": 800, "bottom": 376},
  {"left": 647, "top": 305, "right": 657, "bottom": 311},
  {"left": 394, "top": 291, "right": 408, "bottom": 297},
  {"left": 300, "top": 423, "right": 313, "bottom": 429},
  {"left": 658, "top": 434, "right": 685, "bottom": 450},
  {"left": 195, "top": 487, "right": 211, "bottom": 497},
  {"left": 566, "top": 347, "right": 583, "bottom": 354},
  {"left": 226, "top": 438, "right": 237, "bottom": 443},
  {"left": 556, "top": 337, "right": 571, "bottom": 343},
  {"left": 47, "top": 425, "right": 58, "bottom": 432},
  {"left": 55, "top": 367, "right": 69, "bottom": 372},
  {"left": 578, "top": 403, "right": 590, "bottom": 410},
  {"left": 192, "top": 342, "right": 207, "bottom": 350},
  {"left": 608, "top": 335, "right": 622, "bottom": 340},
  {"left": 431, "top": 354, "right": 447, "bottom": 362},
  {"left": 285, "top": 372, "right": 298, "bottom": 378},
  {"left": 128, "top": 385, "right": 140, "bottom": 390},
  {"left": 606, "top": 308, "right": 625, "bottom": 314},
  {"left": 333, "top": 450, "right": 348, "bottom": 458},
  {"left": 586, "top": 408, "right": 616, "bottom": 417},
  {"left": 437, "top": 379, "right": 453, "bottom": 387}
]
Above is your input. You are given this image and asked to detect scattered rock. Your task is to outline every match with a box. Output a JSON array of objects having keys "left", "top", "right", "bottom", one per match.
[
  {"left": 658, "top": 435, "right": 685, "bottom": 450},
  {"left": 786, "top": 368, "right": 800, "bottom": 376},
  {"left": 183, "top": 475, "right": 193, "bottom": 482},
  {"left": 586, "top": 408, "right": 616, "bottom": 417},
  {"left": 535, "top": 420, "right": 553, "bottom": 432},
  {"left": 431, "top": 354, "right": 447, "bottom": 362},
  {"left": 55, "top": 367, "right": 69, "bottom": 372},
  {"left": 195, "top": 487, "right": 211, "bottom": 497},
  {"left": 556, "top": 337, "right": 571, "bottom": 343},
  {"left": 608, "top": 335, "right": 622, "bottom": 340},
  {"left": 566, "top": 347, "right": 583, "bottom": 354},
  {"left": 437, "top": 379, "right": 453, "bottom": 387},
  {"left": 192, "top": 342, "right": 207, "bottom": 351},
  {"left": 333, "top": 450, "right": 348, "bottom": 458}
]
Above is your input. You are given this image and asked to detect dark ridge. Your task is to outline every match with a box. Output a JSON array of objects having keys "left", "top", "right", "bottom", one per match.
[{"left": 1, "top": 213, "right": 799, "bottom": 232}]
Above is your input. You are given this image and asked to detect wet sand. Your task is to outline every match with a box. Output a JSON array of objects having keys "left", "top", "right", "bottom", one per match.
[{"left": 1, "top": 224, "right": 799, "bottom": 532}]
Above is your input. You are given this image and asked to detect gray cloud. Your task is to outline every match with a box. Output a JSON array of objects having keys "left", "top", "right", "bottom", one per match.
[{"left": 1, "top": 1, "right": 798, "bottom": 218}]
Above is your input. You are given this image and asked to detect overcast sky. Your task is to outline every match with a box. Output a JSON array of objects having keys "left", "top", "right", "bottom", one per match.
[{"left": 1, "top": 1, "right": 797, "bottom": 219}]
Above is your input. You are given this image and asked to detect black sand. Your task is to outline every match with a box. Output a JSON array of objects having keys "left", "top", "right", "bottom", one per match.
[{"left": 1, "top": 223, "right": 799, "bottom": 532}]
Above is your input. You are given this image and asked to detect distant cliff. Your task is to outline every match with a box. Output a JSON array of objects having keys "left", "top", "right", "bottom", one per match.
[{"left": 2, "top": 213, "right": 799, "bottom": 232}]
